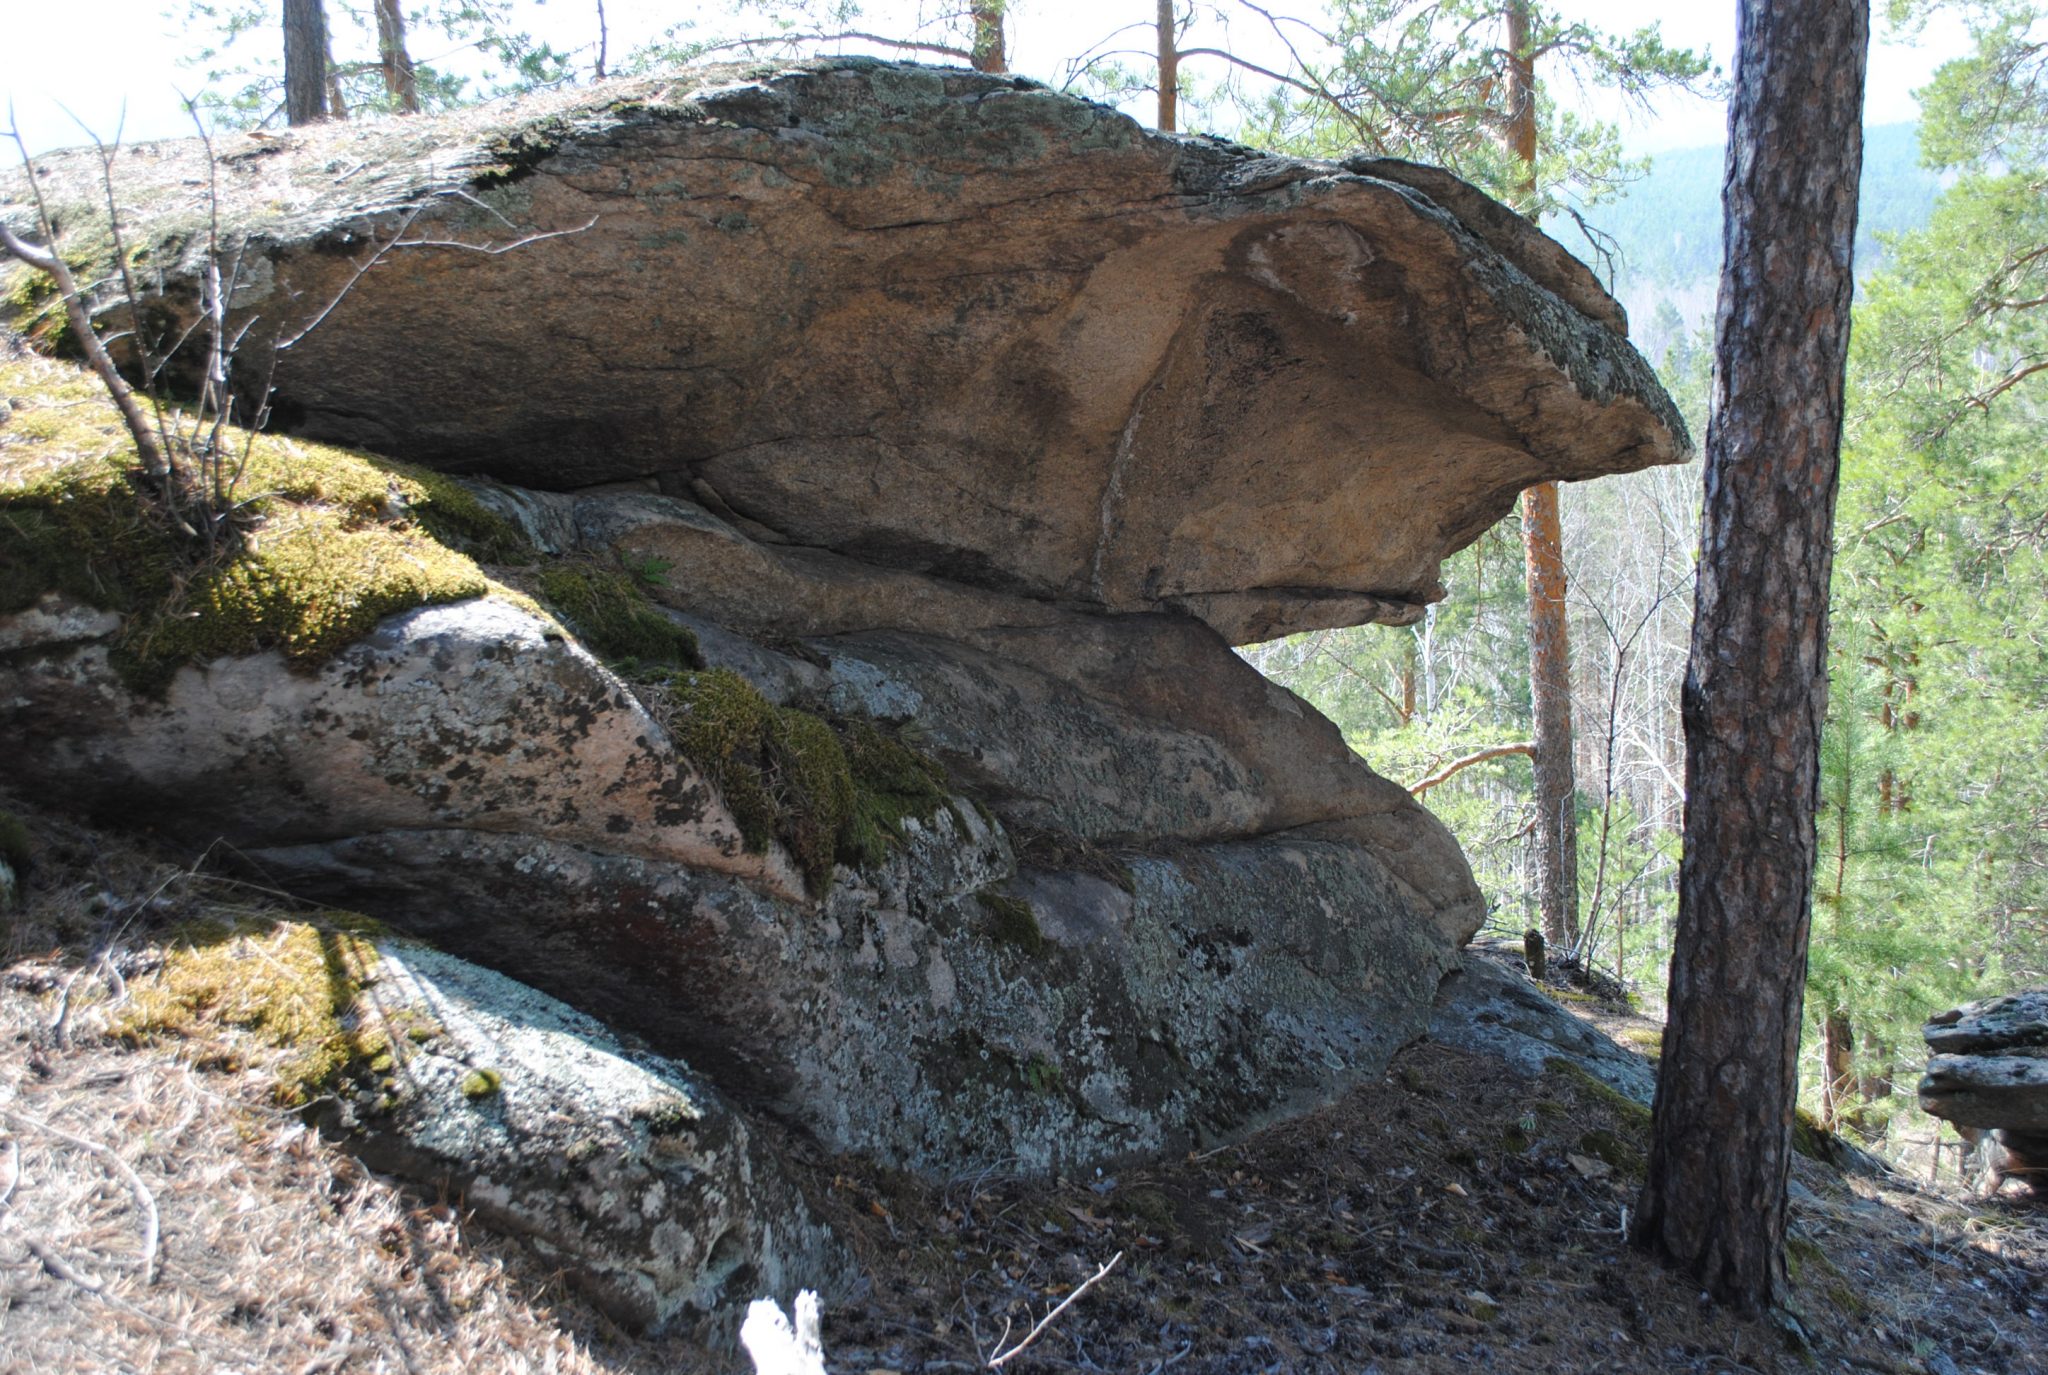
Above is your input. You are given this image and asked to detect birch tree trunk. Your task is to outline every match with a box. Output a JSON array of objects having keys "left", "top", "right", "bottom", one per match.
[{"left": 1631, "top": 0, "right": 1867, "bottom": 1312}]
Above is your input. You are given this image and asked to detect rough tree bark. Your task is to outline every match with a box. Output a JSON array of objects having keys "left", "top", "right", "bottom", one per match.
[
  {"left": 374, "top": 0, "right": 421, "bottom": 113},
  {"left": 1156, "top": 0, "right": 1180, "bottom": 132},
  {"left": 1630, "top": 0, "right": 1867, "bottom": 1313},
  {"left": 970, "top": 0, "right": 1007, "bottom": 73},
  {"left": 1506, "top": 0, "right": 1580, "bottom": 950},
  {"left": 282, "top": 0, "right": 332, "bottom": 126}
]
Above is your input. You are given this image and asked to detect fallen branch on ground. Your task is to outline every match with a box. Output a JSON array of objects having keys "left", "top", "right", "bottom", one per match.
[{"left": 986, "top": 1250, "right": 1123, "bottom": 1369}]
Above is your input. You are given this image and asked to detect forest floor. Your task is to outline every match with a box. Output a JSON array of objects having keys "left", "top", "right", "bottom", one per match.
[{"left": 1, "top": 802, "right": 2042, "bottom": 1375}]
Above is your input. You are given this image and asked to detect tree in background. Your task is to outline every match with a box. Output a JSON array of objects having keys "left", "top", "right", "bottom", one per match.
[
  {"left": 1791, "top": 0, "right": 2048, "bottom": 1120},
  {"left": 282, "top": 0, "right": 336, "bottom": 125},
  {"left": 630, "top": 0, "right": 1010, "bottom": 75},
  {"left": 1632, "top": 0, "right": 1867, "bottom": 1311},
  {"left": 184, "top": 0, "right": 574, "bottom": 126},
  {"left": 1232, "top": 2, "right": 1708, "bottom": 954}
]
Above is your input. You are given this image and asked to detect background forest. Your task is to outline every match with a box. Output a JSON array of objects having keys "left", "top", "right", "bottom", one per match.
[
  {"left": 1248, "top": 1, "right": 2048, "bottom": 1155},
  {"left": 8, "top": 0, "right": 2045, "bottom": 1164}
]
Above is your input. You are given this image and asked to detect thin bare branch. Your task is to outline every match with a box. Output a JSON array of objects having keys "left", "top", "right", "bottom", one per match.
[
  {"left": 1409, "top": 742, "right": 1535, "bottom": 797},
  {"left": 986, "top": 1251, "right": 1122, "bottom": 1369}
]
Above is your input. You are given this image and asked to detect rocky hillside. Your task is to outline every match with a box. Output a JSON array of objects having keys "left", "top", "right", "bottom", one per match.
[{"left": 3, "top": 59, "right": 1694, "bottom": 1344}]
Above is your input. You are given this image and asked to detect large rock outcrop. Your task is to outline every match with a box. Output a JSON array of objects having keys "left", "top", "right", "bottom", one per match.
[
  {"left": 5, "top": 59, "right": 1686, "bottom": 644},
  {"left": 1, "top": 60, "right": 1694, "bottom": 1330},
  {"left": 1920, "top": 988, "right": 2048, "bottom": 1195}
]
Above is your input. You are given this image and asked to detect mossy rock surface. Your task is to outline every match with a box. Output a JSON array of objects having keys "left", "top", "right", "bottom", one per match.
[
  {"left": 0, "top": 355, "right": 512, "bottom": 692},
  {"left": 0, "top": 810, "right": 31, "bottom": 883},
  {"left": 535, "top": 560, "right": 701, "bottom": 674},
  {"left": 113, "top": 914, "right": 405, "bottom": 1107},
  {"left": 648, "top": 667, "right": 955, "bottom": 895}
]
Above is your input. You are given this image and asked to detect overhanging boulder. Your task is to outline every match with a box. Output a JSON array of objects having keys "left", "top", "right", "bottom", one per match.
[{"left": 3, "top": 59, "right": 1688, "bottom": 644}]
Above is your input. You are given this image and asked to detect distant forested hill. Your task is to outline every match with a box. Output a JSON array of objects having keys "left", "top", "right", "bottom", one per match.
[{"left": 1551, "top": 122, "right": 1945, "bottom": 361}]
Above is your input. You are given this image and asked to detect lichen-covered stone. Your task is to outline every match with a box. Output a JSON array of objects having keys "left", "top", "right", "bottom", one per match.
[
  {"left": 1427, "top": 943, "right": 1657, "bottom": 1104},
  {"left": 251, "top": 816, "right": 1455, "bottom": 1175},
  {"left": 0, "top": 594, "right": 807, "bottom": 899},
  {"left": 333, "top": 938, "right": 850, "bottom": 1334}
]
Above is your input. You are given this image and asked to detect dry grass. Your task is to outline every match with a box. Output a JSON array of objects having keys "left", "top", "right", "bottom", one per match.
[{"left": 0, "top": 803, "right": 712, "bottom": 1374}]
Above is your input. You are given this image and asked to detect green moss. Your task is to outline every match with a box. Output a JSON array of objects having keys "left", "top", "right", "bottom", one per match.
[
  {"left": 1792, "top": 1108, "right": 1856, "bottom": 1169},
  {"left": 1115, "top": 1187, "right": 1176, "bottom": 1231},
  {"left": 384, "top": 464, "right": 533, "bottom": 564},
  {"left": 132, "top": 519, "right": 489, "bottom": 689},
  {"left": 978, "top": 889, "right": 1045, "bottom": 955},
  {"left": 1617, "top": 1026, "right": 1665, "bottom": 1056},
  {"left": 536, "top": 561, "right": 701, "bottom": 675},
  {"left": 839, "top": 720, "right": 954, "bottom": 869},
  {"left": 1022, "top": 1053, "right": 1062, "bottom": 1094},
  {"left": 113, "top": 915, "right": 392, "bottom": 1107},
  {"left": 0, "top": 356, "right": 506, "bottom": 693},
  {"left": 657, "top": 668, "right": 954, "bottom": 895},
  {"left": 1543, "top": 1058, "right": 1653, "bottom": 1128},
  {"left": 460, "top": 1068, "right": 504, "bottom": 1100}
]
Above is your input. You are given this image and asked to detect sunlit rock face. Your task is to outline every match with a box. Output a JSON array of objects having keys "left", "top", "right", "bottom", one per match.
[
  {"left": 6, "top": 58, "right": 1686, "bottom": 646},
  {"left": 1, "top": 58, "right": 1693, "bottom": 1330}
]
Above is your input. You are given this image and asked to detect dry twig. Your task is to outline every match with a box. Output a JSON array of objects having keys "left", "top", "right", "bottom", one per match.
[
  {"left": 1, "top": 1106, "right": 160, "bottom": 1284},
  {"left": 986, "top": 1250, "right": 1123, "bottom": 1369}
]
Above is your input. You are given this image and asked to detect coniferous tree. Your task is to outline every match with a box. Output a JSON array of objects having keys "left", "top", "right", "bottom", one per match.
[{"left": 1632, "top": 0, "right": 1868, "bottom": 1311}]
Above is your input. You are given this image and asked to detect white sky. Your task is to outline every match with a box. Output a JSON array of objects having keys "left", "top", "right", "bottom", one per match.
[{"left": 0, "top": 1, "right": 1974, "bottom": 160}]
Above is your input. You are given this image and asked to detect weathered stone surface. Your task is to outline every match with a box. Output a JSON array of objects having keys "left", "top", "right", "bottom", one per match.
[
  {"left": 4, "top": 60, "right": 1687, "bottom": 644},
  {"left": 1427, "top": 941, "right": 1656, "bottom": 1103},
  {"left": 0, "top": 595, "right": 805, "bottom": 898},
  {"left": 338, "top": 936, "right": 850, "bottom": 1333},
  {"left": 483, "top": 483, "right": 1485, "bottom": 944},
  {"left": 1920, "top": 1054, "right": 2048, "bottom": 1132},
  {"left": 0, "top": 570, "right": 1476, "bottom": 1175},
  {"left": 1919, "top": 989, "right": 2048, "bottom": 1192},
  {"left": 255, "top": 817, "right": 1455, "bottom": 1175},
  {"left": 1924, "top": 987, "right": 2048, "bottom": 1055}
]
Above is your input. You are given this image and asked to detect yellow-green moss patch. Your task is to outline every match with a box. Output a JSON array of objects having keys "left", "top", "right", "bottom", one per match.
[
  {"left": 1542, "top": 1057, "right": 1652, "bottom": 1128},
  {"left": 1577, "top": 1127, "right": 1645, "bottom": 1178},
  {"left": 0, "top": 355, "right": 511, "bottom": 693},
  {"left": 535, "top": 560, "right": 702, "bottom": 673},
  {"left": 460, "top": 1067, "right": 505, "bottom": 1100},
  {"left": 113, "top": 915, "right": 399, "bottom": 1106},
  {"left": 650, "top": 667, "right": 954, "bottom": 895},
  {"left": 0, "top": 810, "right": 31, "bottom": 882}
]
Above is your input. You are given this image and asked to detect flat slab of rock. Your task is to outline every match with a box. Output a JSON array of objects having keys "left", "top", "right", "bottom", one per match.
[
  {"left": 1921, "top": 1053, "right": 2048, "bottom": 1132},
  {"left": 338, "top": 935, "right": 849, "bottom": 1334},
  {"left": 1918, "top": 988, "right": 2048, "bottom": 1158},
  {"left": 4, "top": 60, "right": 1688, "bottom": 643},
  {"left": 1427, "top": 942, "right": 1656, "bottom": 1104},
  {"left": 1924, "top": 987, "right": 2048, "bottom": 1054}
]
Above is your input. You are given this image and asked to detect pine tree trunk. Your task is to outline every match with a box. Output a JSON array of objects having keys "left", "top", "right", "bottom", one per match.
[
  {"left": 282, "top": 0, "right": 331, "bottom": 126},
  {"left": 1630, "top": 0, "right": 1867, "bottom": 1314},
  {"left": 970, "top": 1, "right": 1007, "bottom": 73},
  {"left": 1506, "top": 1, "right": 1578, "bottom": 949},
  {"left": 1525, "top": 480, "right": 1580, "bottom": 948},
  {"left": 374, "top": 0, "right": 421, "bottom": 113},
  {"left": 1156, "top": 0, "right": 1179, "bottom": 132}
]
